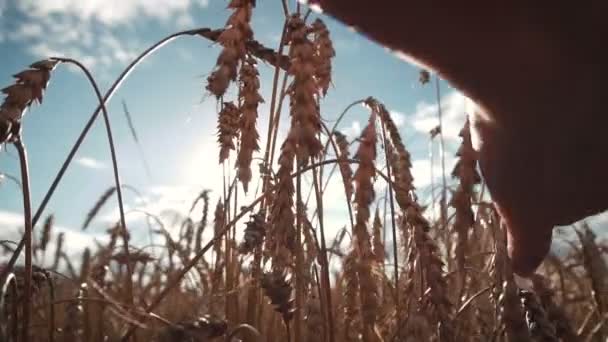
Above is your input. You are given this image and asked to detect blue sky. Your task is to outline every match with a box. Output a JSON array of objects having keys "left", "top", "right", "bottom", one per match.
[{"left": 6, "top": 0, "right": 593, "bottom": 263}]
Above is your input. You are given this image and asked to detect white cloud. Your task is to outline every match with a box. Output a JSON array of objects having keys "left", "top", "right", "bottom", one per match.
[
  {"left": 390, "top": 110, "right": 406, "bottom": 127},
  {"left": 410, "top": 91, "right": 470, "bottom": 141},
  {"left": 0, "top": 210, "right": 22, "bottom": 227},
  {"left": 110, "top": 185, "right": 196, "bottom": 222},
  {"left": 343, "top": 120, "right": 361, "bottom": 139},
  {"left": 0, "top": 210, "right": 106, "bottom": 265},
  {"left": 76, "top": 157, "right": 107, "bottom": 170},
  {"left": 175, "top": 13, "right": 195, "bottom": 29},
  {"left": 410, "top": 159, "right": 433, "bottom": 190},
  {"left": 6, "top": 19, "right": 135, "bottom": 72},
  {"left": 410, "top": 157, "right": 456, "bottom": 190},
  {"left": 16, "top": 0, "right": 206, "bottom": 26},
  {"left": 97, "top": 183, "right": 220, "bottom": 246},
  {"left": 99, "top": 135, "right": 235, "bottom": 231},
  {"left": 4, "top": 0, "right": 210, "bottom": 74},
  {"left": 99, "top": 35, "right": 137, "bottom": 65},
  {"left": 14, "top": 22, "right": 45, "bottom": 39}
]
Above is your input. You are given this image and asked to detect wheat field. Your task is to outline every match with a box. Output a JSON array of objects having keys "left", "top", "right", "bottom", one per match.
[{"left": 1, "top": 1, "right": 607, "bottom": 341}]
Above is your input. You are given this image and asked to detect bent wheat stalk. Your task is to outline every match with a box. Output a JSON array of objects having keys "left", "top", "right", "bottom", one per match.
[
  {"left": 2, "top": 28, "right": 212, "bottom": 280},
  {"left": 53, "top": 57, "right": 135, "bottom": 315},
  {"left": 14, "top": 139, "right": 33, "bottom": 342}
]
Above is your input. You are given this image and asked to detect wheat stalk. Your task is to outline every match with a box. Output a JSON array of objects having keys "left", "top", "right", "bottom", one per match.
[{"left": 351, "top": 110, "right": 380, "bottom": 340}]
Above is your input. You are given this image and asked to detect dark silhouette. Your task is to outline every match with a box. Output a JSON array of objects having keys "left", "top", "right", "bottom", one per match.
[{"left": 313, "top": 0, "right": 608, "bottom": 276}]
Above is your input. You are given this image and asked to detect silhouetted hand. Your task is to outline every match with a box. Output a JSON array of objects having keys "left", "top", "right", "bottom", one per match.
[{"left": 311, "top": 0, "right": 608, "bottom": 276}]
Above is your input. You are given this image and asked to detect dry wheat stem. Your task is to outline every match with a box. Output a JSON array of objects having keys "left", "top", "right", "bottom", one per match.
[
  {"left": 307, "top": 130, "right": 355, "bottom": 236},
  {"left": 14, "top": 139, "right": 33, "bottom": 342},
  {"left": 318, "top": 120, "right": 355, "bottom": 230},
  {"left": 316, "top": 99, "right": 366, "bottom": 189},
  {"left": 53, "top": 57, "right": 135, "bottom": 320},
  {"left": 326, "top": 100, "right": 366, "bottom": 143},
  {"left": 311, "top": 165, "right": 336, "bottom": 342},
  {"left": 315, "top": 99, "right": 366, "bottom": 223},
  {"left": 267, "top": 72, "right": 291, "bottom": 182},
  {"left": 295, "top": 162, "right": 304, "bottom": 342},
  {"left": 282, "top": 0, "right": 290, "bottom": 18},
  {"left": 456, "top": 285, "right": 492, "bottom": 318},
  {"left": 260, "top": 19, "right": 288, "bottom": 209},
  {"left": 434, "top": 76, "right": 449, "bottom": 235},
  {"left": 380, "top": 116, "right": 400, "bottom": 306}
]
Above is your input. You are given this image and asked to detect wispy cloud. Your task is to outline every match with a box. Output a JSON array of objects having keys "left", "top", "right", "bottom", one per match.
[
  {"left": 342, "top": 120, "right": 361, "bottom": 139},
  {"left": 76, "top": 157, "right": 107, "bottom": 170},
  {"left": 0, "top": 210, "right": 22, "bottom": 227},
  {"left": 389, "top": 110, "right": 406, "bottom": 127},
  {"left": 98, "top": 135, "right": 231, "bottom": 229},
  {"left": 0, "top": 210, "right": 105, "bottom": 265},
  {"left": 410, "top": 157, "right": 457, "bottom": 190},
  {"left": 16, "top": 0, "right": 208, "bottom": 26},
  {"left": 410, "top": 91, "right": 470, "bottom": 141},
  {"left": 3, "top": 0, "right": 210, "bottom": 73},
  {"left": 6, "top": 17, "right": 138, "bottom": 72},
  {"left": 175, "top": 12, "right": 196, "bottom": 30}
]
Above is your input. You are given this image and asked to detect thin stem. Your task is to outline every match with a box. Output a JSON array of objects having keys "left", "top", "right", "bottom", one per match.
[
  {"left": 328, "top": 100, "right": 366, "bottom": 141},
  {"left": 1, "top": 28, "right": 205, "bottom": 278},
  {"left": 14, "top": 139, "right": 32, "bottom": 342},
  {"left": 435, "top": 75, "right": 451, "bottom": 275},
  {"left": 319, "top": 121, "right": 355, "bottom": 231},
  {"left": 455, "top": 286, "right": 493, "bottom": 318},
  {"left": 54, "top": 57, "right": 135, "bottom": 316},
  {"left": 303, "top": 8, "right": 313, "bottom": 21},
  {"left": 261, "top": 20, "right": 288, "bottom": 208},
  {"left": 268, "top": 73, "right": 290, "bottom": 175},
  {"left": 429, "top": 135, "right": 436, "bottom": 222},
  {"left": 435, "top": 75, "right": 448, "bottom": 229},
  {"left": 382, "top": 189, "right": 389, "bottom": 270},
  {"left": 318, "top": 99, "right": 366, "bottom": 196},
  {"left": 311, "top": 165, "right": 335, "bottom": 342},
  {"left": 294, "top": 161, "right": 303, "bottom": 342},
  {"left": 230, "top": 169, "right": 240, "bottom": 320},
  {"left": 379, "top": 119, "right": 399, "bottom": 304},
  {"left": 282, "top": 0, "right": 290, "bottom": 17},
  {"left": 222, "top": 161, "right": 233, "bottom": 322}
]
